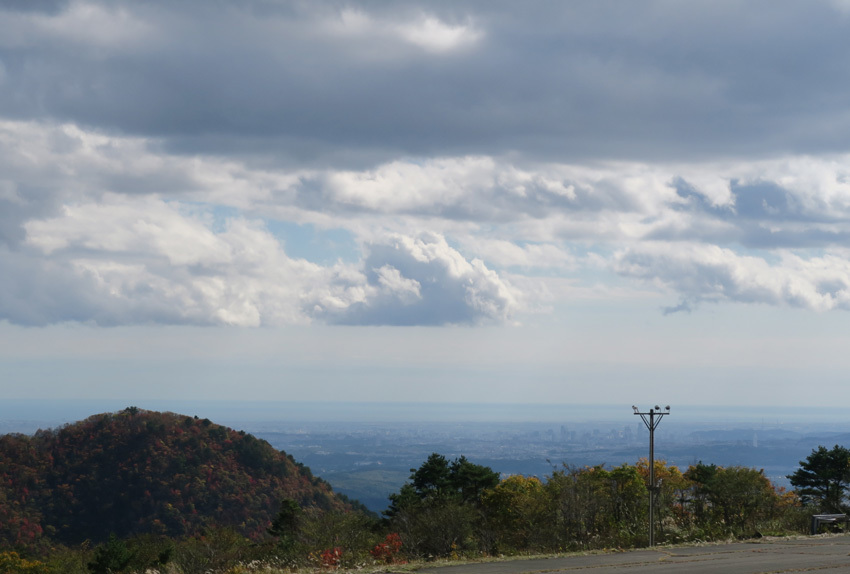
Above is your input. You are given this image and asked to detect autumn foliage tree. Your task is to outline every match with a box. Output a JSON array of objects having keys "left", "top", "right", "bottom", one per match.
[{"left": 481, "top": 475, "right": 548, "bottom": 551}]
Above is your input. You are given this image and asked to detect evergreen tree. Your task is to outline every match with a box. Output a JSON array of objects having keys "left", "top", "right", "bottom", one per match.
[
  {"left": 788, "top": 445, "right": 850, "bottom": 513},
  {"left": 385, "top": 453, "right": 500, "bottom": 557},
  {"left": 268, "top": 498, "right": 303, "bottom": 556}
]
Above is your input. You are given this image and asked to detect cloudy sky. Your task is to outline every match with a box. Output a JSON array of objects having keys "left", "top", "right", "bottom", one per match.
[{"left": 3, "top": 0, "right": 850, "bottom": 410}]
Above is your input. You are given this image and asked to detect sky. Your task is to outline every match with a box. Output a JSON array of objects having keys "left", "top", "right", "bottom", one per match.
[{"left": 3, "top": 0, "right": 850, "bottom": 412}]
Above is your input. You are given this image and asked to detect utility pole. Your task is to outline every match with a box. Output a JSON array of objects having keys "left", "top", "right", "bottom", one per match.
[{"left": 632, "top": 405, "right": 670, "bottom": 547}]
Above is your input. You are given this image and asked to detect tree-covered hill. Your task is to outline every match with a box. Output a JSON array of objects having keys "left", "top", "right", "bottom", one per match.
[{"left": 0, "top": 408, "right": 351, "bottom": 549}]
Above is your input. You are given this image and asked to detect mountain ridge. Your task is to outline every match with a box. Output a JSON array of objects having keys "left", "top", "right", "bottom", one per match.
[{"left": 0, "top": 407, "right": 353, "bottom": 549}]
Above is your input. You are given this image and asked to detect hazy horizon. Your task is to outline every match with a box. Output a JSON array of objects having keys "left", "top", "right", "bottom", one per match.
[{"left": 3, "top": 399, "right": 849, "bottom": 431}]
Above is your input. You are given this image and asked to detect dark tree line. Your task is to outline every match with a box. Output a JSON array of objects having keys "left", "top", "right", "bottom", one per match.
[{"left": 382, "top": 453, "right": 805, "bottom": 557}]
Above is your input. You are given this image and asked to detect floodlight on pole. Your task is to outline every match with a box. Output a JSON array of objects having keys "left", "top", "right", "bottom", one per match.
[{"left": 633, "top": 405, "right": 671, "bottom": 547}]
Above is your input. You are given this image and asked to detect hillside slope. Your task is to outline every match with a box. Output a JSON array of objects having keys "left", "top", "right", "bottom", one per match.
[{"left": 0, "top": 407, "right": 349, "bottom": 548}]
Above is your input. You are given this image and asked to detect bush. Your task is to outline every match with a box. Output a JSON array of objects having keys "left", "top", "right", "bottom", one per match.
[
  {"left": 88, "top": 534, "right": 135, "bottom": 574},
  {"left": 370, "top": 533, "right": 404, "bottom": 564},
  {"left": 172, "top": 528, "right": 251, "bottom": 574},
  {"left": 300, "top": 509, "right": 380, "bottom": 567},
  {"left": 393, "top": 498, "right": 478, "bottom": 558},
  {"left": 0, "top": 551, "right": 50, "bottom": 574}
]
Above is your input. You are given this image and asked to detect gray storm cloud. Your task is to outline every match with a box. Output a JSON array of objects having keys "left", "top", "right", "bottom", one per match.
[{"left": 2, "top": 1, "right": 850, "bottom": 166}]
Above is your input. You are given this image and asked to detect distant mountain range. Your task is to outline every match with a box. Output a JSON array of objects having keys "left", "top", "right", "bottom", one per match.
[{"left": 0, "top": 408, "right": 355, "bottom": 549}]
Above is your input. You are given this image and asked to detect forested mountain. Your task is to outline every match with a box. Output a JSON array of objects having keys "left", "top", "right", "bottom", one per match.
[{"left": 0, "top": 408, "right": 351, "bottom": 549}]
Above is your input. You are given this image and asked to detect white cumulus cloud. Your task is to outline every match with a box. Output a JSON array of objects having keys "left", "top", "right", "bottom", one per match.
[
  {"left": 331, "top": 233, "right": 519, "bottom": 326},
  {"left": 615, "top": 242, "right": 850, "bottom": 313}
]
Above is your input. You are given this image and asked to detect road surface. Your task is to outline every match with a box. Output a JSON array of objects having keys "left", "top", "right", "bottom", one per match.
[{"left": 419, "top": 535, "right": 850, "bottom": 574}]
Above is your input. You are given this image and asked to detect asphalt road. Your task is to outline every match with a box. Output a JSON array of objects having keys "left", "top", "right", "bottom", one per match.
[{"left": 419, "top": 535, "right": 850, "bottom": 574}]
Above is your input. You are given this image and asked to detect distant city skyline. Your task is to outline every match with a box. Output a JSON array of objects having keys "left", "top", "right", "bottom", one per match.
[{"left": 3, "top": 2, "right": 850, "bottom": 408}]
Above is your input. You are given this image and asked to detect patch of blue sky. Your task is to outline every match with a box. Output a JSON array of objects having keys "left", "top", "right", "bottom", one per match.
[
  {"left": 209, "top": 204, "right": 240, "bottom": 233},
  {"left": 504, "top": 242, "right": 599, "bottom": 278},
  {"left": 184, "top": 203, "right": 361, "bottom": 265},
  {"left": 264, "top": 220, "right": 361, "bottom": 265},
  {"left": 171, "top": 202, "right": 239, "bottom": 233}
]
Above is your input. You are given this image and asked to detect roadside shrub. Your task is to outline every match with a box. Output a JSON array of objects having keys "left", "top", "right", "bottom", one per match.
[
  {"left": 392, "top": 498, "right": 478, "bottom": 558},
  {"left": 370, "top": 533, "right": 404, "bottom": 564},
  {"left": 172, "top": 528, "right": 251, "bottom": 574},
  {"left": 299, "top": 509, "right": 380, "bottom": 567},
  {"left": 319, "top": 547, "right": 342, "bottom": 568}
]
